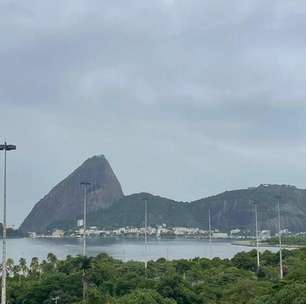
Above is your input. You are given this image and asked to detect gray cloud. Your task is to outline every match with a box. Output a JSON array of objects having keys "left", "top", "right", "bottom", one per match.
[{"left": 0, "top": 0, "right": 306, "bottom": 225}]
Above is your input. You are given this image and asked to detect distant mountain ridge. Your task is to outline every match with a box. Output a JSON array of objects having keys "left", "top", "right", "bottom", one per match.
[
  {"left": 20, "top": 155, "right": 306, "bottom": 233},
  {"left": 86, "top": 184, "right": 306, "bottom": 233},
  {"left": 190, "top": 184, "right": 306, "bottom": 233}
]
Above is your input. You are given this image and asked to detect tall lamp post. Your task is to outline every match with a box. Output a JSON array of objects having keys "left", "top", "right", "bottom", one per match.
[
  {"left": 144, "top": 198, "right": 148, "bottom": 269},
  {"left": 0, "top": 142, "right": 16, "bottom": 304},
  {"left": 253, "top": 201, "right": 260, "bottom": 269},
  {"left": 275, "top": 195, "right": 283, "bottom": 279},
  {"left": 80, "top": 181, "right": 90, "bottom": 303},
  {"left": 80, "top": 182, "right": 90, "bottom": 257},
  {"left": 208, "top": 207, "right": 212, "bottom": 259}
]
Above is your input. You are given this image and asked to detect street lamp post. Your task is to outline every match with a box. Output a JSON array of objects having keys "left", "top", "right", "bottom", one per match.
[
  {"left": 0, "top": 142, "right": 16, "bottom": 304},
  {"left": 80, "top": 182, "right": 90, "bottom": 303},
  {"left": 208, "top": 208, "right": 212, "bottom": 259},
  {"left": 144, "top": 198, "right": 148, "bottom": 269},
  {"left": 276, "top": 197, "right": 283, "bottom": 279},
  {"left": 80, "top": 182, "right": 90, "bottom": 257},
  {"left": 253, "top": 201, "right": 260, "bottom": 269}
]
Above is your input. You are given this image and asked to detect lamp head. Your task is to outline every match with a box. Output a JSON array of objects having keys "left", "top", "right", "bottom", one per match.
[{"left": 0, "top": 144, "right": 16, "bottom": 151}]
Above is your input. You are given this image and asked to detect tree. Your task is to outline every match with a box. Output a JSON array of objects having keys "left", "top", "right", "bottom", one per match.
[
  {"left": 116, "top": 289, "right": 176, "bottom": 304},
  {"left": 30, "top": 257, "right": 40, "bottom": 278},
  {"left": 19, "top": 257, "right": 28, "bottom": 276},
  {"left": 6, "top": 258, "right": 14, "bottom": 277},
  {"left": 47, "top": 253, "right": 57, "bottom": 267}
]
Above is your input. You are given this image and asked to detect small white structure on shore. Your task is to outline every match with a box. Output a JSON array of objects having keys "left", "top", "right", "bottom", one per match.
[
  {"left": 259, "top": 230, "right": 271, "bottom": 240},
  {"left": 52, "top": 229, "right": 65, "bottom": 238},
  {"left": 212, "top": 232, "right": 228, "bottom": 239}
]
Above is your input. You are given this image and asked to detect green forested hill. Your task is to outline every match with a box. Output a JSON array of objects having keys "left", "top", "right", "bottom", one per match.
[
  {"left": 88, "top": 193, "right": 194, "bottom": 228},
  {"left": 47, "top": 184, "right": 306, "bottom": 233},
  {"left": 191, "top": 184, "right": 306, "bottom": 233},
  {"left": 86, "top": 184, "right": 306, "bottom": 233}
]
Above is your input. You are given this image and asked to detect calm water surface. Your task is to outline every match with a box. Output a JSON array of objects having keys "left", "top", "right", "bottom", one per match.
[{"left": 2, "top": 238, "right": 279, "bottom": 263}]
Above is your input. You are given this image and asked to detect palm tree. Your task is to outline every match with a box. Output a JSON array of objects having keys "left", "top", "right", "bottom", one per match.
[
  {"left": 47, "top": 253, "right": 58, "bottom": 270},
  {"left": 19, "top": 257, "right": 28, "bottom": 277},
  {"left": 40, "top": 259, "right": 49, "bottom": 273},
  {"left": 13, "top": 264, "right": 21, "bottom": 279},
  {"left": 6, "top": 258, "right": 14, "bottom": 277},
  {"left": 30, "top": 257, "right": 40, "bottom": 278}
]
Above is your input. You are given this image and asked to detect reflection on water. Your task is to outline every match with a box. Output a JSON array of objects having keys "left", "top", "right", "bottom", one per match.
[{"left": 2, "top": 238, "right": 279, "bottom": 263}]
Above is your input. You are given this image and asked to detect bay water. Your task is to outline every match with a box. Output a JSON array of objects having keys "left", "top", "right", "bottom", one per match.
[{"left": 1, "top": 238, "right": 279, "bottom": 263}]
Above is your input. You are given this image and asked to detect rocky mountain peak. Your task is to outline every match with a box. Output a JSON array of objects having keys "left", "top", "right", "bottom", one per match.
[{"left": 20, "top": 155, "right": 124, "bottom": 233}]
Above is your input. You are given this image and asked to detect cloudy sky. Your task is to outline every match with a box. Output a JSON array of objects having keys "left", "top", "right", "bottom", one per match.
[{"left": 0, "top": 0, "right": 306, "bottom": 226}]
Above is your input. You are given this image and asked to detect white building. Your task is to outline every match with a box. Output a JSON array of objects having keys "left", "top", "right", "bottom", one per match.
[
  {"left": 77, "top": 219, "right": 84, "bottom": 227},
  {"left": 173, "top": 227, "right": 199, "bottom": 235},
  {"left": 259, "top": 230, "right": 271, "bottom": 240},
  {"left": 212, "top": 232, "right": 228, "bottom": 239},
  {"left": 52, "top": 229, "right": 65, "bottom": 238}
]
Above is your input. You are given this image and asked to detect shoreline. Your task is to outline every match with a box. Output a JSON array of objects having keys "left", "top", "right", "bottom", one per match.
[{"left": 231, "top": 240, "right": 304, "bottom": 249}]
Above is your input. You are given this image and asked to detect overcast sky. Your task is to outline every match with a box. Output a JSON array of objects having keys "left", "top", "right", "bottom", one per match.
[{"left": 1, "top": 0, "right": 306, "bottom": 226}]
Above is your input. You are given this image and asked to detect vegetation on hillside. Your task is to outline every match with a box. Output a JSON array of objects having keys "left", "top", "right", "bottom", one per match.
[
  {"left": 4, "top": 248, "right": 306, "bottom": 303},
  {"left": 47, "top": 184, "right": 306, "bottom": 234}
]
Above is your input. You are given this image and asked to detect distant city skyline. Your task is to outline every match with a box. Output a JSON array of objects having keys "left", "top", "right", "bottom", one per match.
[{"left": 1, "top": 1, "right": 306, "bottom": 225}]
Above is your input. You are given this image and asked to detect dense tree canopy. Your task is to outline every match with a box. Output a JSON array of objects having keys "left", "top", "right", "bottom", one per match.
[{"left": 2, "top": 248, "right": 306, "bottom": 303}]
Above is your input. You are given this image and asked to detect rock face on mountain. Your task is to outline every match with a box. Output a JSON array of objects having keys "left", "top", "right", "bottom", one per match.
[{"left": 20, "top": 155, "right": 124, "bottom": 233}]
